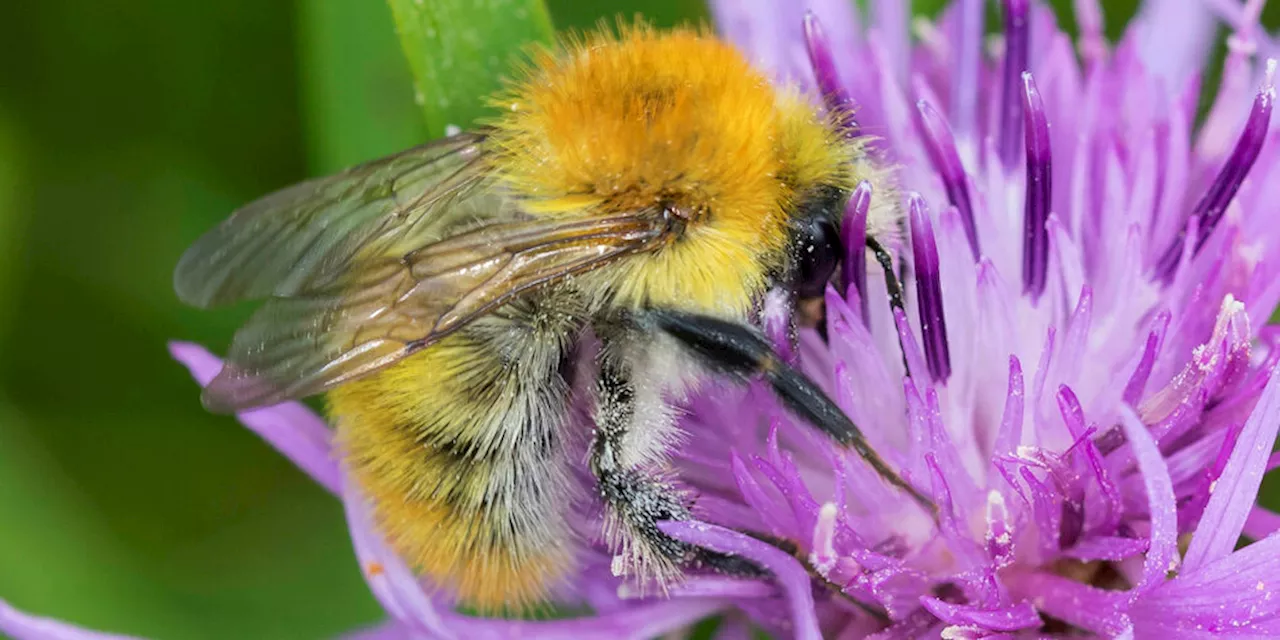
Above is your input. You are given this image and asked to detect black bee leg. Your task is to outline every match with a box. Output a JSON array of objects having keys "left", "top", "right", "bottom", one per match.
[
  {"left": 647, "top": 309, "right": 938, "bottom": 519},
  {"left": 866, "top": 236, "right": 906, "bottom": 314},
  {"left": 590, "top": 361, "right": 764, "bottom": 580}
]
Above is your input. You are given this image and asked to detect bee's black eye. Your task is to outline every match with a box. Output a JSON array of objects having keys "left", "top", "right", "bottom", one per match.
[{"left": 794, "top": 218, "right": 843, "bottom": 298}]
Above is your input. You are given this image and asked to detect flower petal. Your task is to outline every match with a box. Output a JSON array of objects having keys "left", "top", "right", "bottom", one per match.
[
  {"left": 1183, "top": 364, "right": 1280, "bottom": 572},
  {"left": 169, "top": 342, "right": 341, "bottom": 495},
  {"left": 1132, "top": 0, "right": 1219, "bottom": 85},
  {"left": 1243, "top": 506, "right": 1280, "bottom": 540},
  {"left": 1131, "top": 533, "right": 1280, "bottom": 636},
  {"left": 340, "top": 473, "right": 453, "bottom": 639},
  {"left": 918, "top": 597, "right": 1041, "bottom": 632},
  {"left": 1119, "top": 406, "right": 1179, "bottom": 592},
  {"left": 1062, "top": 536, "right": 1149, "bottom": 562},
  {"left": 660, "top": 520, "right": 821, "bottom": 640},
  {"left": 338, "top": 621, "right": 416, "bottom": 640},
  {"left": 0, "top": 600, "right": 140, "bottom": 640},
  {"left": 1003, "top": 572, "right": 1129, "bottom": 636},
  {"left": 446, "top": 599, "right": 728, "bottom": 640}
]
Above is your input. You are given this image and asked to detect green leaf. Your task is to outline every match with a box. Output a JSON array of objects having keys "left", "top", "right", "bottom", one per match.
[
  {"left": 544, "top": 0, "right": 708, "bottom": 30},
  {"left": 387, "top": 0, "right": 556, "bottom": 137},
  {"left": 300, "top": 0, "right": 427, "bottom": 172}
]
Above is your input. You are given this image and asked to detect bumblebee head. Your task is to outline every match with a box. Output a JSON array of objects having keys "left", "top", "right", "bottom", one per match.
[
  {"left": 770, "top": 90, "right": 867, "bottom": 300},
  {"left": 771, "top": 83, "right": 908, "bottom": 303},
  {"left": 787, "top": 185, "right": 846, "bottom": 299}
]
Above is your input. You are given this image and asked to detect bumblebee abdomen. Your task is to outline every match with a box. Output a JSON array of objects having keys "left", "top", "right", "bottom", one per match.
[{"left": 328, "top": 296, "right": 584, "bottom": 610}]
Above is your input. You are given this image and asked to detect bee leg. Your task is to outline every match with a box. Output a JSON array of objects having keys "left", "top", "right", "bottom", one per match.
[
  {"left": 646, "top": 309, "right": 938, "bottom": 519},
  {"left": 590, "top": 361, "right": 764, "bottom": 580}
]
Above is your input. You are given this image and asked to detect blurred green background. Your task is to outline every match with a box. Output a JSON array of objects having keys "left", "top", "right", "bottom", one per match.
[{"left": 0, "top": 0, "right": 1276, "bottom": 638}]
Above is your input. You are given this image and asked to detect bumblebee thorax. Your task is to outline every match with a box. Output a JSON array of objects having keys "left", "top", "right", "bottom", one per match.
[{"left": 488, "top": 26, "right": 858, "bottom": 315}]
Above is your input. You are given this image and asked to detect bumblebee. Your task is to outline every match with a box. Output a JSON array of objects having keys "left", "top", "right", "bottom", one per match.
[{"left": 175, "top": 25, "right": 917, "bottom": 610}]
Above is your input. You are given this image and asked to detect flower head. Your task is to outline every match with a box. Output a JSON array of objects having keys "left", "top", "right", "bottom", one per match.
[
  {"left": 6, "top": 1, "right": 1280, "bottom": 639},
  {"left": 679, "top": 0, "right": 1280, "bottom": 637}
]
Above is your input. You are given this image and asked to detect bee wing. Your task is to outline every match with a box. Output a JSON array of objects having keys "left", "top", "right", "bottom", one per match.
[
  {"left": 200, "top": 213, "right": 666, "bottom": 412},
  {"left": 174, "top": 132, "right": 496, "bottom": 308}
]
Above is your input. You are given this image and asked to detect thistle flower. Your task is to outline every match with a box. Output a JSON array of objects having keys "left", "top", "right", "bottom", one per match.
[
  {"left": 6, "top": 1, "right": 1280, "bottom": 639},
  {"left": 678, "top": 0, "right": 1280, "bottom": 637}
]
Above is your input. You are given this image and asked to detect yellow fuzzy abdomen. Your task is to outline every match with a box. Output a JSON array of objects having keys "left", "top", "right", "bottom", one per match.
[{"left": 328, "top": 311, "right": 580, "bottom": 611}]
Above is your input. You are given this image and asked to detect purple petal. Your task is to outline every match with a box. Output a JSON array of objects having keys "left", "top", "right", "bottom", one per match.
[
  {"left": 804, "top": 12, "right": 858, "bottom": 137},
  {"left": 169, "top": 342, "right": 341, "bottom": 495},
  {"left": 1244, "top": 507, "right": 1280, "bottom": 540},
  {"left": 1056, "top": 385, "right": 1087, "bottom": 441},
  {"left": 1119, "top": 406, "right": 1179, "bottom": 592},
  {"left": 1073, "top": 0, "right": 1105, "bottom": 63},
  {"left": 919, "top": 598, "right": 1041, "bottom": 632},
  {"left": 1154, "top": 215, "right": 1200, "bottom": 283},
  {"left": 1004, "top": 572, "right": 1130, "bottom": 636},
  {"left": 707, "top": 1, "right": 790, "bottom": 80},
  {"left": 950, "top": 0, "right": 985, "bottom": 139},
  {"left": 1021, "top": 71, "right": 1052, "bottom": 300},
  {"left": 894, "top": 307, "right": 931, "bottom": 384},
  {"left": 926, "top": 454, "right": 984, "bottom": 568},
  {"left": 1084, "top": 440, "right": 1123, "bottom": 534},
  {"left": 1183, "top": 365, "right": 1280, "bottom": 572},
  {"left": 992, "top": 356, "right": 1026, "bottom": 459},
  {"left": 1193, "top": 59, "right": 1275, "bottom": 252},
  {"left": 909, "top": 194, "right": 952, "bottom": 383},
  {"left": 1131, "top": 533, "right": 1280, "bottom": 636},
  {"left": 660, "top": 520, "right": 821, "bottom": 640},
  {"left": 339, "top": 621, "right": 414, "bottom": 640},
  {"left": 870, "top": 0, "right": 908, "bottom": 84},
  {"left": 0, "top": 600, "right": 140, "bottom": 640},
  {"left": 841, "top": 181, "right": 872, "bottom": 324},
  {"left": 915, "top": 101, "right": 979, "bottom": 259},
  {"left": 1018, "top": 465, "right": 1063, "bottom": 557},
  {"left": 1123, "top": 313, "right": 1171, "bottom": 406},
  {"left": 452, "top": 600, "right": 730, "bottom": 640},
  {"left": 1062, "top": 536, "right": 1150, "bottom": 562},
  {"left": 1132, "top": 0, "right": 1219, "bottom": 86},
  {"left": 665, "top": 577, "right": 775, "bottom": 599},
  {"left": 340, "top": 474, "right": 454, "bottom": 639},
  {"left": 733, "top": 452, "right": 799, "bottom": 537},
  {"left": 999, "top": 0, "right": 1030, "bottom": 167}
]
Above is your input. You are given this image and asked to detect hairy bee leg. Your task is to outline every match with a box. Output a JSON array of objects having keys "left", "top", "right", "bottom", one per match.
[
  {"left": 647, "top": 309, "right": 938, "bottom": 518},
  {"left": 590, "top": 361, "right": 764, "bottom": 580}
]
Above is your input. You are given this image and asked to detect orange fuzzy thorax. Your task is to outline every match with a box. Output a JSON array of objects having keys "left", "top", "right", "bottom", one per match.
[{"left": 487, "top": 25, "right": 855, "bottom": 315}]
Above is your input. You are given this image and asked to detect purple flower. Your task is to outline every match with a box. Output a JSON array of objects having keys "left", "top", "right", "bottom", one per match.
[
  {"left": 6, "top": 1, "right": 1280, "bottom": 639},
  {"left": 686, "top": 0, "right": 1280, "bottom": 637}
]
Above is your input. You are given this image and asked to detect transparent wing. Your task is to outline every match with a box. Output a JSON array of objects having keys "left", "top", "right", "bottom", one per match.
[
  {"left": 174, "top": 132, "right": 497, "bottom": 308},
  {"left": 201, "top": 213, "right": 667, "bottom": 412}
]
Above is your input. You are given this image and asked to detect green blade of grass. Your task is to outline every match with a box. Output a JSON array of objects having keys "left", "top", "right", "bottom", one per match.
[
  {"left": 387, "top": 0, "right": 555, "bottom": 137},
  {"left": 300, "top": 0, "right": 427, "bottom": 173},
  {"left": 545, "top": 0, "right": 708, "bottom": 30}
]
